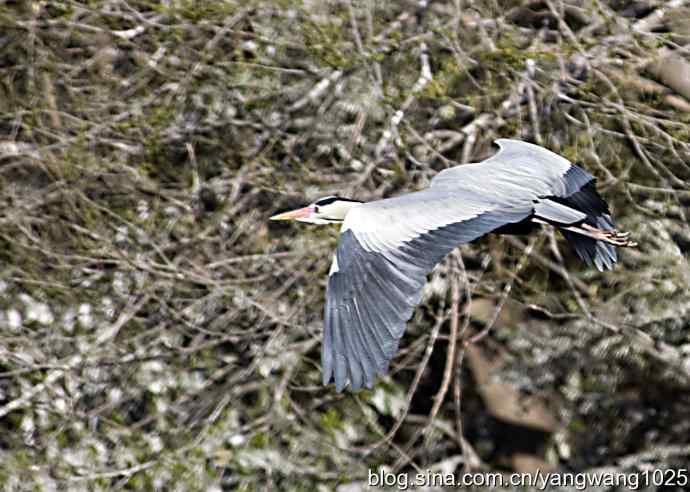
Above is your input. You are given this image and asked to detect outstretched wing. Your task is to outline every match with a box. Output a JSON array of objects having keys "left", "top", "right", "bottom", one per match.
[
  {"left": 435, "top": 139, "right": 617, "bottom": 269},
  {"left": 431, "top": 139, "right": 592, "bottom": 196},
  {"left": 322, "top": 185, "right": 533, "bottom": 392}
]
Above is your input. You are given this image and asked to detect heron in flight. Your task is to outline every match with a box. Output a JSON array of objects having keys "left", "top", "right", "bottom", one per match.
[{"left": 270, "top": 140, "right": 635, "bottom": 392}]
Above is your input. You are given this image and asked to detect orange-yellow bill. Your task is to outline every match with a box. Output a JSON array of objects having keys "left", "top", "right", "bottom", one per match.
[{"left": 269, "top": 206, "right": 312, "bottom": 221}]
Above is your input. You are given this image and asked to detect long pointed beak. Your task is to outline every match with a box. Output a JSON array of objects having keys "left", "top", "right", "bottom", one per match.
[{"left": 269, "top": 206, "right": 312, "bottom": 221}]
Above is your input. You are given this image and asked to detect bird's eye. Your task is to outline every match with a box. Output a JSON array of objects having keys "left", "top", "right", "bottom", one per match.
[{"left": 314, "top": 206, "right": 320, "bottom": 213}]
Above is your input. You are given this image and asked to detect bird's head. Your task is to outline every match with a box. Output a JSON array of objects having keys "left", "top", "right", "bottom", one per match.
[{"left": 270, "top": 196, "right": 361, "bottom": 225}]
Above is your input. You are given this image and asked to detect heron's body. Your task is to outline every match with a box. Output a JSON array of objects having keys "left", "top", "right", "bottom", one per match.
[{"left": 271, "top": 139, "right": 635, "bottom": 392}]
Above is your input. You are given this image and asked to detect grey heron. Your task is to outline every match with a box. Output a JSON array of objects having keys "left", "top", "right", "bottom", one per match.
[{"left": 270, "top": 139, "right": 635, "bottom": 392}]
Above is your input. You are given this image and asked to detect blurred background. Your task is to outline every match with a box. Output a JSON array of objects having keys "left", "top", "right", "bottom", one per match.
[{"left": 1, "top": 1, "right": 689, "bottom": 490}]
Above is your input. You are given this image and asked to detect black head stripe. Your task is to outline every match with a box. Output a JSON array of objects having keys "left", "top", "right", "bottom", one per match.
[
  {"left": 315, "top": 196, "right": 361, "bottom": 206},
  {"left": 315, "top": 196, "right": 338, "bottom": 206}
]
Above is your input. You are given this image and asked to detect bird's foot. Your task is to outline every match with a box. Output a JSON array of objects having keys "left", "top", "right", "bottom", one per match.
[{"left": 582, "top": 224, "right": 637, "bottom": 247}]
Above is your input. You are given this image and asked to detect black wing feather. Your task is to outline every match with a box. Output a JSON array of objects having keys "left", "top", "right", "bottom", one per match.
[{"left": 555, "top": 171, "right": 618, "bottom": 270}]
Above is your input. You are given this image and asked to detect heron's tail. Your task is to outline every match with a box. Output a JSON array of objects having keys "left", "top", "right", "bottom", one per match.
[{"left": 549, "top": 181, "right": 636, "bottom": 271}]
